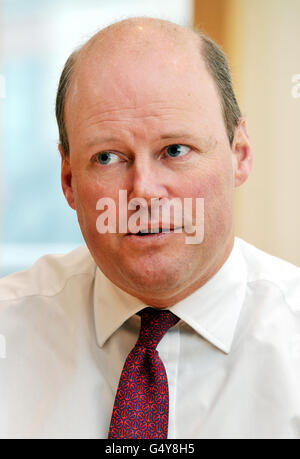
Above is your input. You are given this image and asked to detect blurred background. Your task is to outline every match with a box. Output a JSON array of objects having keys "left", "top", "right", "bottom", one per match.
[{"left": 0, "top": 0, "right": 299, "bottom": 276}]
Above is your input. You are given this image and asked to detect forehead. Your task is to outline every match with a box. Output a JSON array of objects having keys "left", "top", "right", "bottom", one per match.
[{"left": 65, "top": 28, "right": 224, "bottom": 144}]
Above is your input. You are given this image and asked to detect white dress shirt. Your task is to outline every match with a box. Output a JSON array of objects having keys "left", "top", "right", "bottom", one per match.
[{"left": 0, "top": 237, "right": 300, "bottom": 439}]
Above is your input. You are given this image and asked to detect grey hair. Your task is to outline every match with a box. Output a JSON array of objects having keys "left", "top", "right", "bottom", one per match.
[
  {"left": 55, "top": 50, "right": 79, "bottom": 156},
  {"left": 198, "top": 31, "right": 241, "bottom": 145}
]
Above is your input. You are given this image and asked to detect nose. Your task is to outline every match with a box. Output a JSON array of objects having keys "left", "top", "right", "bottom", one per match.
[{"left": 127, "top": 156, "right": 169, "bottom": 204}]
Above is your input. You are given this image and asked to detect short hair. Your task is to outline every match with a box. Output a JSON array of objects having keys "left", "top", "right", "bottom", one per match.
[
  {"left": 55, "top": 28, "right": 241, "bottom": 157},
  {"left": 56, "top": 50, "right": 78, "bottom": 156},
  {"left": 199, "top": 32, "right": 241, "bottom": 145}
]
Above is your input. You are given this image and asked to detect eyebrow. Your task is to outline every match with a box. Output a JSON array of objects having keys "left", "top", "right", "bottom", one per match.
[
  {"left": 85, "top": 136, "right": 119, "bottom": 148},
  {"left": 159, "top": 131, "right": 196, "bottom": 140},
  {"left": 85, "top": 131, "right": 199, "bottom": 148}
]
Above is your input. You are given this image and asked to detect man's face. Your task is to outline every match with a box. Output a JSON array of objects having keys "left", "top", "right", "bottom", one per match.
[{"left": 61, "top": 29, "right": 250, "bottom": 306}]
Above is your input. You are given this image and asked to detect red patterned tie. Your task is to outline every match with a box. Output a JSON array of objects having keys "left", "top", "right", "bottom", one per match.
[{"left": 108, "top": 307, "right": 179, "bottom": 439}]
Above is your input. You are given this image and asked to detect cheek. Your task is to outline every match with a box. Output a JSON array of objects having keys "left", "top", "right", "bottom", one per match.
[
  {"left": 73, "top": 168, "right": 116, "bottom": 212},
  {"left": 72, "top": 174, "right": 110, "bottom": 234},
  {"left": 181, "top": 163, "right": 233, "bottom": 201},
  {"left": 181, "top": 161, "right": 234, "bottom": 234}
]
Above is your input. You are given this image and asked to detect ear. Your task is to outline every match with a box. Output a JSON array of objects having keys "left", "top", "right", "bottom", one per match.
[
  {"left": 59, "top": 144, "right": 76, "bottom": 210},
  {"left": 231, "top": 118, "right": 253, "bottom": 187}
]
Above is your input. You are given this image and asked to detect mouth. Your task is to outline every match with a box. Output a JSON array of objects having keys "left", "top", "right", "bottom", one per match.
[
  {"left": 132, "top": 228, "right": 175, "bottom": 236},
  {"left": 125, "top": 227, "right": 183, "bottom": 243}
]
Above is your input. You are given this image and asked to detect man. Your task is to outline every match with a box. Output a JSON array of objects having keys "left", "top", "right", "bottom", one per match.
[{"left": 0, "top": 17, "right": 299, "bottom": 439}]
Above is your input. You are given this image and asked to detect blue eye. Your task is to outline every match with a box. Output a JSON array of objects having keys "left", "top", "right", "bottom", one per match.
[
  {"left": 96, "top": 152, "right": 119, "bottom": 165},
  {"left": 166, "top": 144, "right": 190, "bottom": 158}
]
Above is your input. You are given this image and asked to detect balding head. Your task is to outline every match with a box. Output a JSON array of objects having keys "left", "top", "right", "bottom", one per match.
[
  {"left": 56, "top": 17, "right": 241, "bottom": 157},
  {"left": 79, "top": 17, "right": 195, "bottom": 56}
]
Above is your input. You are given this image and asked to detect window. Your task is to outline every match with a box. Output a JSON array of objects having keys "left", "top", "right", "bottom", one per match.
[{"left": 0, "top": 0, "right": 192, "bottom": 276}]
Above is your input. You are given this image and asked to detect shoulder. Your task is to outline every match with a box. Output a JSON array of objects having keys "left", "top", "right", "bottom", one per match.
[
  {"left": 236, "top": 237, "right": 300, "bottom": 311},
  {"left": 0, "top": 245, "right": 96, "bottom": 303}
]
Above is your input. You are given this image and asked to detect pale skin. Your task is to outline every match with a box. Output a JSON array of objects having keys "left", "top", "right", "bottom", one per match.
[{"left": 60, "top": 18, "right": 253, "bottom": 309}]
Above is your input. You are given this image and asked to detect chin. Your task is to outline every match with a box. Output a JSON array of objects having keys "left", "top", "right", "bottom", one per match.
[{"left": 121, "top": 261, "right": 186, "bottom": 296}]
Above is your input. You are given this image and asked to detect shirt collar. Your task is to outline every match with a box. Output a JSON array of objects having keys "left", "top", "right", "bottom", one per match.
[{"left": 93, "top": 237, "right": 248, "bottom": 354}]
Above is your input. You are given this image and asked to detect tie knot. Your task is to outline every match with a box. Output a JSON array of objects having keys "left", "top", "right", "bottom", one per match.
[{"left": 137, "top": 307, "right": 179, "bottom": 349}]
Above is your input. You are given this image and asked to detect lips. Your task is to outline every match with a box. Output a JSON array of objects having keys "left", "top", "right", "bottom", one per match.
[
  {"left": 127, "top": 226, "right": 182, "bottom": 236},
  {"left": 134, "top": 228, "right": 173, "bottom": 236}
]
